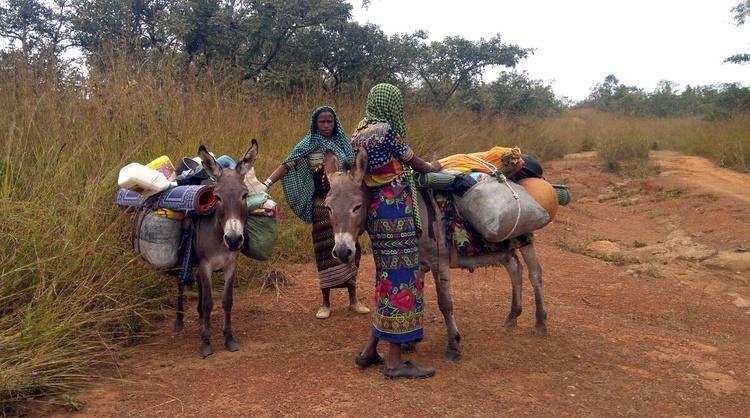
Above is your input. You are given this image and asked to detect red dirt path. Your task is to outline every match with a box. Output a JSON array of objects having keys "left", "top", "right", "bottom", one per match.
[{"left": 30, "top": 151, "right": 750, "bottom": 417}]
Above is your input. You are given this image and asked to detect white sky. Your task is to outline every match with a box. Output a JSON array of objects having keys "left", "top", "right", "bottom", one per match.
[{"left": 349, "top": 0, "right": 750, "bottom": 102}]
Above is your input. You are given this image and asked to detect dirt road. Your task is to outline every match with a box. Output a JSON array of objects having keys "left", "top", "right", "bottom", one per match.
[{"left": 30, "top": 151, "right": 750, "bottom": 417}]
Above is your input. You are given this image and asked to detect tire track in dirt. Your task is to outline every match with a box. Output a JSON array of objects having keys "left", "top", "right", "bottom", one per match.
[{"left": 653, "top": 150, "right": 750, "bottom": 203}]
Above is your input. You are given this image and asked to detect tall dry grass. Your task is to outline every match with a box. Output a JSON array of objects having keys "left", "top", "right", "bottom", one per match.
[
  {"left": 538, "top": 108, "right": 750, "bottom": 174},
  {"left": 1, "top": 61, "right": 748, "bottom": 412}
]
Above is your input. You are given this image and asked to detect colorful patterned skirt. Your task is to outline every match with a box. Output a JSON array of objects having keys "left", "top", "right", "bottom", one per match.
[
  {"left": 312, "top": 197, "right": 358, "bottom": 289},
  {"left": 367, "top": 184, "right": 423, "bottom": 344}
]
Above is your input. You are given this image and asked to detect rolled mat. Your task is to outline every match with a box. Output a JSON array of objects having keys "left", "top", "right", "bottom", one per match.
[
  {"left": 115, "top": 188, "right": 148, "bottom": 207},
  {"left": 155, "top": 185, "right": 216, "bottom": 215},
  {"left": 414, "top": 171, "right": 457, "bottom": 190},
  {"left": 551, "top": 184, "right": 572, "bottom": 206}
]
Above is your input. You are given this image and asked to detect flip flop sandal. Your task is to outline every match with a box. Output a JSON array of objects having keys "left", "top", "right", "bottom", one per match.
[{"left": 383, "top": 361, "right": 436, "bottom": 379}]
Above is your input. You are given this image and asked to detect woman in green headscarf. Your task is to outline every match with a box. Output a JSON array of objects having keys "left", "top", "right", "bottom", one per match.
[
  {"left": 264, "top": 106, "right": 370, "bottom": 319},
  {"left": 350, "top": 84, "right": 440, "bottom": 379}
]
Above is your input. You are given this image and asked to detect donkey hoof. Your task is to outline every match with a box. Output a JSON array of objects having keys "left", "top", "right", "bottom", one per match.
[
  {"left": 534, "top": 324, "right": 548, "bottom": 336},
  {"left": 443, "top": 350, "right": 462, "bottom": 362},
  {"left": 173, "top": 321, "right": 184, "bottom": 333},
  {"left": 503, "top": 317, "right": 518, "bottom": 329},
  {"left": 225, "top": 340, "right": 239, "bottom": 352},
  {"left": 200, "top": 344, "right": 213, "bottom": 358}
]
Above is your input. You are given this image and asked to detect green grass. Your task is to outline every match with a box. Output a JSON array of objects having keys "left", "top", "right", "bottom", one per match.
[{"left": 1, "top": 63, "right": 749, "bottom": 412}]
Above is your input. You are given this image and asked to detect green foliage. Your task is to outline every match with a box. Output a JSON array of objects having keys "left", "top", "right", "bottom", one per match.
[
  {"left": 579, "top": 75, "right": 750, "bottom": 118},
  {"left": 414, "top": 34, "right": 533, "bottom": 107},
  {"left": 486, "top": 71, "right": 562, "bottom": 118},
  {"left": 726, "top": 1, "right": 750, "bottom": 64}
]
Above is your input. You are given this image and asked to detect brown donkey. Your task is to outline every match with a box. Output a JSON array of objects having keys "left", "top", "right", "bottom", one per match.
[
  {"left": 174, "top": 140, "right": 258, "bottom": 358},
  {"left": 323, "top": 148, "right": 547, "bottom": 361}
]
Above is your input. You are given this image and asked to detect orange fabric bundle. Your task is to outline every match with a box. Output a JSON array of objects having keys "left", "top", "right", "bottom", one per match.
[{"left": 438, "top": 146, "right": 524, "bottom": 176}]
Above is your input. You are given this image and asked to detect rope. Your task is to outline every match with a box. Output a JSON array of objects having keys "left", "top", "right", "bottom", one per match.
[
  {"left": 464, "top": 155, "right": 522, "bottom": 241},
  {"left": 465, "top": 155, "right": 498, "bottom": 174},
  {"left": 495, "top": 173, "right": 522, "bottom": 242}
]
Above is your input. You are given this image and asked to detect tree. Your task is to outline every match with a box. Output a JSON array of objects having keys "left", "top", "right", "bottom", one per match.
[
  {"left": 0, "top": 0, "right": 73, "bottom": 64},
  {"left": 412, "top": 34, "right": 532, "bottom": 107},
  {"left": 70, "top": 0, "right": 174, "bottom": 63},
  {"left": 285, "top": 22, "right": 397, "bottom": 91},
  {"left": 725, "top": 0, "right": 750, "bottom": 65},
  {"left": 581, "top": 75, "right": 644, "bottom": 113},
  {"left": 645, "top": 80, "right": 681, "bottom": 118},
  {"left": 486, "top": 71, "right": 561, "bottom": 117},
  {"left": 234, "top": 0, "right": 351, "bottom": 82}
]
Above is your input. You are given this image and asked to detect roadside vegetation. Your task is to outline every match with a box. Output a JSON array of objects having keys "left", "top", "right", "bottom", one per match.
[{"left": 1, "top": 0, "right": 749, "bottom": 413}]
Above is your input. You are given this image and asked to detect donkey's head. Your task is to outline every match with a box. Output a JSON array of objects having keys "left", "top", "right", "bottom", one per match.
[
  {"left": 199, "top": 140, "right": 258, "bottom": 251},
  {"left": 324, "top": 147, "right": 370, "bottom": 264}
]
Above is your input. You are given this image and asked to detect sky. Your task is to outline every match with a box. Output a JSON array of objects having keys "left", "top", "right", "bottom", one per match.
[{"left": 349, "top": 0, "right": 750, "bottom": 102}]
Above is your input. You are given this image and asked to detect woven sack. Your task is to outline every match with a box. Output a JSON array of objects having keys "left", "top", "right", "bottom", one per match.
[
  {"left": 453, "top": 177, "right": 550, "bottom": 242},
  {"left": 242, "top": 215, "right": 278, "bottom": 261}
]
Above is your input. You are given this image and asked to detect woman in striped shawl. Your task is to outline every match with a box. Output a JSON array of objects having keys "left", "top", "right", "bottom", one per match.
[{"left": 263, "top": 106, "right": 370, "bottom": 319}]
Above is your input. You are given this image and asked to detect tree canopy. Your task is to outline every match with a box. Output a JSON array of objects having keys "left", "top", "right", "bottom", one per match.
[{"left": 1, "top": 0, "right": 748, "bottom": 118}]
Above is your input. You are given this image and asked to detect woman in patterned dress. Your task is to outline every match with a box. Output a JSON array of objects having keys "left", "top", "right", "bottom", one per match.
[
  {"left": 350, "top": 84, "right": 441, "bottom": 379},
  {"left": 263, "top": 106, "right": 370, "bottom": 319}
]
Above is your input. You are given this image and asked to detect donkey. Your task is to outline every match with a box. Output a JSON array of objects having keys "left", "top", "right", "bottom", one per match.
[
  {"left": 323, "top": 148, "right": 547, "bottom": 361},
  {"left": 174, "top": 140, "right": 258, "bottom": 358}
]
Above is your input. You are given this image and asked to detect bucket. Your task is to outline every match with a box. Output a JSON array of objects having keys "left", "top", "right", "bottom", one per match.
[
  {"left": 216, "top": 155, "right": 237, "bottom": 169},
  {"left": 118, "top": 162, "right": 177, "bottom": 197},
  {"left": 146, "top": 155, "right": 177, "bottom": 181}
]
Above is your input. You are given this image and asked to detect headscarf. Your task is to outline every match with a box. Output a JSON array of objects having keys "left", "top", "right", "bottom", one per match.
[
  {"left": 281, "top": 106, "right": 354, "bottom": 223},
  {"left": 355, "top": 83, "right": 422, "bottom": 236},
  {"left": 356, "top": 83, "right": 406, "bottom": 139}
]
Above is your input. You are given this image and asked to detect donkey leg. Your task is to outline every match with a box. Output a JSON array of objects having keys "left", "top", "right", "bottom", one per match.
[
  {"left": 520, "top": 244, "right": 547, "bottom": 336},
  {"left": 174, "top": 282, "right": 185, "bottom": 333},
  {"left": 221, "top": 263, "right": 239, "bottom": 352},
  {"left": 432, "top": 267, "right": 461, "bottom": 361},
  {"left": 196, "top": 275, "right": 204, "bottom": 321},
  {"left": 197, "top": 265, "right": 214, "bottom": 358},
  {"left": 502, "top": 252, "right": 524, "bottom": 329}
]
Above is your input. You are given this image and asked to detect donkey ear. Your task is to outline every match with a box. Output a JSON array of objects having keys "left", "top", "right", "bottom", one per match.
[
  {"left": 199, "top": 145, "right": 222, "bottom": 179},
  {"left": 351, "top": 147, "right": 367, "bottom": 183},
  {"left": 236, "top": 139, "right": 258, "bottom": 176},
  {"left": 323, "top": 149, "right": 339, "bottom": 175}
]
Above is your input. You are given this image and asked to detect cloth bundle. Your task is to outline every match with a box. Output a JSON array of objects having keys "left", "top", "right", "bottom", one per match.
[{"left": 438, "top": 146, "right": 524, "bottom": 177}]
